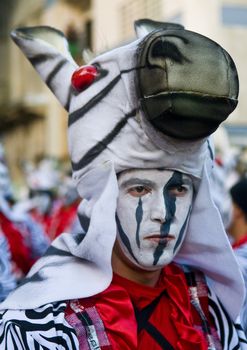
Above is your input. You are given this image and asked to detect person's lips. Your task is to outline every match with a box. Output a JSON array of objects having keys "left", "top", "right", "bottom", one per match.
[{"left": 144, "top": 233, "right": 175, "bottom": 244}]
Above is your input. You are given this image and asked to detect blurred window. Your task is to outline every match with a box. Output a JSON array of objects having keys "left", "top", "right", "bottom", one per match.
[
  {"left": 45, "top": 0, "right": 57, "bottom": 8},
  {"left": 225, "top": 125, "right": 247, "bottom": 147},
  {"left": 222, "top": 5, "right": 247, "bottom": 26}
]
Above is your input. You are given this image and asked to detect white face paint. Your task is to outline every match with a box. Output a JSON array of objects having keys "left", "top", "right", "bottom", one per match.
[{"left": 116, "top": 169, "right": 193, "bottom": 270}]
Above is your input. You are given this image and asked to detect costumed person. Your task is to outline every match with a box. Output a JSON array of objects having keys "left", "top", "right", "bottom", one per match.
[
  {"left": 228, "top": 177, "right": 247, "bottom": 335},
  {"left": 23, "top": 158, "right": 62, "bottom": 239},
  {"left": 0, "top": 19, "right": 246, "bottom": 350},
  {"left": 23, "top": 158, "right": 79, "bottom": 239},
  {"left": 0, "top": 230, "right": 16, "bottom": 302},
  {"left": 0, "top": 145, "right": 50, "bottom": 277}
]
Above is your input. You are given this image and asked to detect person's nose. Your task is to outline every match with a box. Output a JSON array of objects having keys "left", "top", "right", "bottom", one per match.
[{"left": 150, "top": 192, "right": 166, "bottom": 224}]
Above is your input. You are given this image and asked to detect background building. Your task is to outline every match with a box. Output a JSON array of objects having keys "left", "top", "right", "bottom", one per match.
[
  {"left": 93, "top": 0, "right": 247, "bottom": 144},
  {"left": 1, "top": 0, "right": 247, "bottom": 187}
]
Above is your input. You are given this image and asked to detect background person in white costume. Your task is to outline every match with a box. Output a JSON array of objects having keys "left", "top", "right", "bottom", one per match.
[{"left": 0, "top": 19, "right": 246, "bottom": 349}]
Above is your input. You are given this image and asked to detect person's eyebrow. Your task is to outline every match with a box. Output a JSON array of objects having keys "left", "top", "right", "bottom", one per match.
[
  {"left": 181, "top": 177, "right": 193, "bottom": 185},
  {"left": 120, "top": 178, "right": 156, "bottom": 189},
  {"left": 167, "top": 178, "right": 192, "bottom": 187}
]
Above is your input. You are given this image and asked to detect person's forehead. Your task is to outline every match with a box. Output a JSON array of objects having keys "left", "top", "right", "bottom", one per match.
[{"left": 118, "top": 168, "right": 192, "bottom": 186}]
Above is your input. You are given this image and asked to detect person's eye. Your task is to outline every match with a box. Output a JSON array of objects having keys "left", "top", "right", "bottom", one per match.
[
  {"left": 128, "top": 186, "right": 151, "bottom": 197},
  {"left": 169, "top": 185, "right": 188, "bottom": 197}
]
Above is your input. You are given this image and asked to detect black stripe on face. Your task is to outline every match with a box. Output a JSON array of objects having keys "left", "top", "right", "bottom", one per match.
[
  {"left": 116, "top": 214, "right": 139, "bottom": 264},
  {"left": 71, "top": 108, "right": 137, "bottom": 171},
  {"left": 161, "top": 172, "right": 182, "bottom": 235},
  {"left": 153, "top": 171, "right": 181, "bottom": 266},
  {"left": 135, "top": 198, "right": 143, "bottom": 248},
  {"left": 173, "top": 205, "right": 191, "bottom": 253}
]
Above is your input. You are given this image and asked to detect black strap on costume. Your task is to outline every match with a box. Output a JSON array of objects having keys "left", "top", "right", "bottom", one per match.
[
  {"left": 76, "top": 308, "right": 93, "bottom": 326},
  {"left": 134, "top": 290, "right": 174, "bottom": 350}
]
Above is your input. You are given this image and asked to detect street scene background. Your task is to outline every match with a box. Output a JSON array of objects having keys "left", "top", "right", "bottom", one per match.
[{"left": 1, "top": 0, "right": 247, "bottom": 192}]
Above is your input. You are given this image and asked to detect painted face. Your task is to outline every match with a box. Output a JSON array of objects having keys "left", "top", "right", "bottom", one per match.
[{"left": 116, "top": 169, "right": 193, "bottom": 270}]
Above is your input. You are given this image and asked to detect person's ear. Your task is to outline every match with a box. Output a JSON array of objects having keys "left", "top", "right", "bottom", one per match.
[{"left": 234, "top": 203, "right": 245, "bottom": 220}]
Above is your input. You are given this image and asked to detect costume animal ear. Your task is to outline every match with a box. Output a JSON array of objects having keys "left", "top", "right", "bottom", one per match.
[
  {"left": 134, "top": 18, "right": 184, "bottom": 38},
  {"left": 10, "top": 26, "right": 79, "bottom": 111}
]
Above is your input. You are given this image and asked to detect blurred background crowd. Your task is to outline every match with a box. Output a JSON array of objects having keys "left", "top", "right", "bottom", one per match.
[
  {"left": 0, "top": 142, "right": 81, "bottom": 301},
  {"left": 1, "top": 0, "right": 247, "bottom": 331}
]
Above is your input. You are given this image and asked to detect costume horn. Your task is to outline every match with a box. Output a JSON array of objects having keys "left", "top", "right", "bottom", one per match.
[
  {"left": 11, "top": 26, "right": 78, "bottom": 111},
  {"left": 134, "top": 18, "right": 184, "bottom": 38}
]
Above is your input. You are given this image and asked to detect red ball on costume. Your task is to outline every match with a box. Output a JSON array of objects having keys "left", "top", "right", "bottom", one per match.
[{"left": 71, "top": 65, "right": 98, "bottom": 91}]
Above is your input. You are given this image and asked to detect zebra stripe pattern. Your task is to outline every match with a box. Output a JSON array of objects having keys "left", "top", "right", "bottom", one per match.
[
  {"left": 208, "top": 287, "right": 247, "bottom": 350},
  {"left": 0, "top": 233, "right": 16, "bottom": 302},
  {"left": 0, "top": 302, "right": 79, "bottom": 350},
  {"left": 1, "top": 293, "right": 247, "bottom": 350}
]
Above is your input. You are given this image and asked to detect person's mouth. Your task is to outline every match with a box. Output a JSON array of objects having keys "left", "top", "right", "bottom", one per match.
[{"left": 144, "top": 233, "right": 175, "bottom": 244}]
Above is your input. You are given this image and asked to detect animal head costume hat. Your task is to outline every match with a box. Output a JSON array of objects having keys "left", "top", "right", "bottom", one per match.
[{"left": 2, "top": 19, "right": 244, "bottom": 320}]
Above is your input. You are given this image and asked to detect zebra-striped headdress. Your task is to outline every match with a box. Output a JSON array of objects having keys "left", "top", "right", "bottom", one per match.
[
  {"left": 10, "top": 19, "right": 238, "bottom": 184},
  {"left": 3, "top": 19, "right": 244, "bottom": 321}
]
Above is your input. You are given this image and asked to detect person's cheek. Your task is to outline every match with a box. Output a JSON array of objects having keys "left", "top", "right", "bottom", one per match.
[
  {"left": 116, "top": 211, "right": 139, "bottom": 264},
  {"left": 173, "top": 199, "right": 192, "bottom": 253}
]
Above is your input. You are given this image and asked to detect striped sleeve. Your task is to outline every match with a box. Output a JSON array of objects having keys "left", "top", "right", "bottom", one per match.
[
  {"left": 0, "top": 302, "right": 79, "bottom": 350},
  {"left": 0, "top": 233, "right": 16, "bottom": 302},
  {"left": 208, "top": 287, "right": 247, "bottom": 350}
]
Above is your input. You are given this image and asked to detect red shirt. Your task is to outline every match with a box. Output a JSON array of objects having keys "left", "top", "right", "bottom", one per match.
[
  {"left": 31, "top": 201, "right": 79, "bottom": 240},
  {"left": 232, "top": 235, "right": 247, "bottom": 249},
  {"left": 66, "top": 264, "right": 220, "bottom": 350}
]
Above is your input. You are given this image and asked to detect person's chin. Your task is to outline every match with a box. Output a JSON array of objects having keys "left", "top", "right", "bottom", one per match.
[
  {"left": 136, "top": 256, "right": 172, "bottom": 271},
  {"left": 124, "top": 254, "right": 161, "bottom": 272}
]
